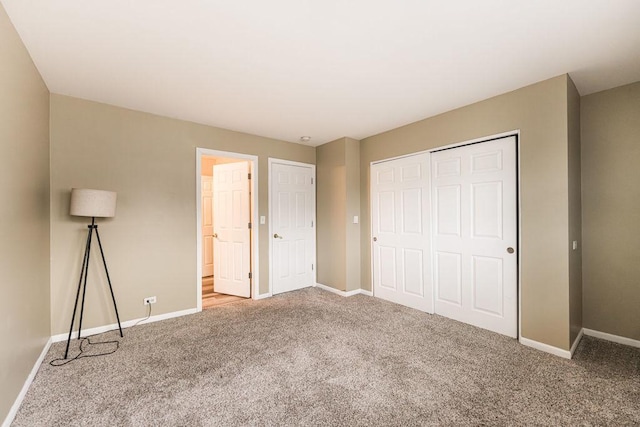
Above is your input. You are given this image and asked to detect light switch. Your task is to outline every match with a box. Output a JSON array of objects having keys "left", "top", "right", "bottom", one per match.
[
  {"left": 353, "top": 216, "right": 359, "bottom": 224},
  {"left": 572, "top": 240, "right": 578, "bottom": 250},
  {"left": 260, "top": 216, "right": 266, "bottom": 225}
]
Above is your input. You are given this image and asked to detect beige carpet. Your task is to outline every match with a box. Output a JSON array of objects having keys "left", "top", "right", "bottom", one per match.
[{"left": 13, "top": 288, "right": 640, "bottom": 426}]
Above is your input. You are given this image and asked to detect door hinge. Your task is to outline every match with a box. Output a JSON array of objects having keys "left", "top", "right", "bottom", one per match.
[
  {"left": 312, "top": 264, "right": 314, "bottom": 271},
  {"left": 248, "top": 222, "right": 252, "bottom": 229},
  {"left": 248, "top": 272, "right": 252, "bottom": 279},
  {"left": 311, "top": 220, "right": 314, "bottom": 227},
  {"left": 248, "top": 173, "right": 251, "bottom": 180},
  {"left": 311, "top": 178, "right": 314, "bottom": 185}
]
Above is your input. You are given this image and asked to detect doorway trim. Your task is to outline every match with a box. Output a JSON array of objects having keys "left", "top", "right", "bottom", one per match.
[
  {"left": 196, "top": 148, "right": 259, "bottom": 311},
  {"left": 268, "top": 158, "right": 317, "bottom": 296},
  {"left": 369, "top": 130, "right": 521, "bottom": 338}
]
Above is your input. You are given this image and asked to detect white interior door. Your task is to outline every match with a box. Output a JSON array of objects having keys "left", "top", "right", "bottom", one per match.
[
  {"left": 371, "top": 153, "right": 433, "bottom": 312},
  {"left": 271, "top": 161, "right": 315, "bottom": 295},
  {"left": 201, "top": 175, "right": 214, "bottom": 277},
  {"left": 431, "top": 136, "right": 517, "bottom": 337},
  {"left": 213, "top": 161, "right": 251, "bottom": 298}
]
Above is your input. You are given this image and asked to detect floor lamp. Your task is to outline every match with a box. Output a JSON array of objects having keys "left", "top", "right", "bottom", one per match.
[{"left": 64, "top": 188, "right": 123, "bottom": 359}]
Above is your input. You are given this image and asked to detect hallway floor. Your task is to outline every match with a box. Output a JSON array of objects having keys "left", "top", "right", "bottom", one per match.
[{"left": 202, "top": 276, "right": 246, "bottom": 309}]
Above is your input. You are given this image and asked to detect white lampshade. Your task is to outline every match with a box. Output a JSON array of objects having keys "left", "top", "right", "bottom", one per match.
[{"left": 70, "top": 188, "right": 117, "bottom": 218}]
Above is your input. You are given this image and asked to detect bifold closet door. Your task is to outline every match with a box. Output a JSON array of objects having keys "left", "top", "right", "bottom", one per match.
[
  {"left": 371, "top": 153, "right": 433, "bottom": 313},
  {"left": 431, "top": 136, "right": 517, "bottom": 337}
]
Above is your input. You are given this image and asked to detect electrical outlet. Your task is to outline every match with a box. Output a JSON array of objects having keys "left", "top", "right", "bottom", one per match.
[{"left": 144, "top": 296, "right": 157, "bottom": 305}]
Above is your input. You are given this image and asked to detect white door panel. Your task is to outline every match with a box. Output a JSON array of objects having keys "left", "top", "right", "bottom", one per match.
[
  {"left": 213, "top": 162, "right": 251, "bottom": 298},
  {"left": 371, "top": 153, "right": 433, "bottom": 313},
  {"left": 271, "top": 162, "right": 315, "bottom": 295},
  {"left": 432, "top": 136, "right": 517, "bottom": 337},
  {"left": 201, "top": 176, "right": 214, "bottom": 277},
  {"left": 435, "top": 251, "right": 462, "bottom": 305}
]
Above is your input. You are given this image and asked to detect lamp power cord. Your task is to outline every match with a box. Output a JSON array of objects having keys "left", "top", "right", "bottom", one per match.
[{"left": 49, "top": 304, "right": 152, "bottom": 367}]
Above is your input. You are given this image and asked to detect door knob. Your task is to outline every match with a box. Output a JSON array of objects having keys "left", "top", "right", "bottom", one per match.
[
  {"left": 213, "top": 233, "right": 218, "bottom": 238},
  {"left": 373, "top": 237, "right": 377, "bottom": 242},
  {"left": 274, "top": 234, "right": 283, "bottom": 239},
  {"left": 507, "top": 247, "right": 514, "bottom": 254}
]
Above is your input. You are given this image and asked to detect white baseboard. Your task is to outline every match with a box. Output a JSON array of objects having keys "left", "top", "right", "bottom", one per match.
[
  {"left": 569, "top": 328, "right": 584, "bottom": 357},
  {"left": 254, "top": 292, "right": 272, "bottom": 300},
  {"left": 343, "top": 289, "right": 362, "bottom": 297},
  {"left": 583, "top": 328, "right": 640, "bottom": 349},
  {"left": 3, "top": 338, "right": 52, "bottom": 427},
  {"left": 51, "top": 308, "right": 197, "bottom": 343},
  {"left": 520, "top": 327, "right": 640, "bottom": 359},
  {"left": 316, "top": 283, "right": 373, "bottom": 297},
  {"left": 315, "top": 283, "right": 345, "bottom": 296},
  {"left": 519, "top": 336, "right": 572, "bottom": 359}
]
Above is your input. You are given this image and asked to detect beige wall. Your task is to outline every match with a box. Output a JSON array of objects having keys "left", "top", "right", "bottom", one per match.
[
  {"left": 344, "top": 138, "right": 361, "bottom": 292},
  {"left": 50, "top": 95, "right": 315, "bottom": 335},
  {"left": 316, "top": 137, "right": 361, "bottom": 292},
  {"left": 567, "top": 77, "right": 583, "bottom": 345},
  {"left": 360, "top": 75, "right": 573, "bottom": 350},
  {"left": 317, "top": 138, "right": 347, "bottom": 290},
  {"left": 201, "top": 157, "right": 216, "bottom": 176},
  {"left": 581, "top": 81, "right": 640, "bottom": 341},
  {"left": 0, "top": 3, "right": 50, "bottom": 422},
  {"left": 201, "top": 156, "right": 245, "bottom": 176}
]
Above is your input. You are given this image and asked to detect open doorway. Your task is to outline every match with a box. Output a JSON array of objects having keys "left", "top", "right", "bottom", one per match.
[{"left": 196, "top": 149, "right": 258, "bottom": 310}]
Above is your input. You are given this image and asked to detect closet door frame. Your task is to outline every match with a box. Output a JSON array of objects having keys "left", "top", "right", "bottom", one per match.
[{"left": 369, "top": 130, "right": 521, "bottom": 339}]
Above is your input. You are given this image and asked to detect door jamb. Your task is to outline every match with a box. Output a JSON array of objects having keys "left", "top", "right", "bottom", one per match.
[
  {"left": 196, "top": 148, "right": 259, "bottom": 311},
  {"left": 268, "top": 158, "right": 317, "bottom": 296}
]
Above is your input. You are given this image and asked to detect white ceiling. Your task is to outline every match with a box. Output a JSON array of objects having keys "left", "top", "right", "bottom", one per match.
[{"left": 3, "top": 1, "right": 640, "bottom": 146}]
